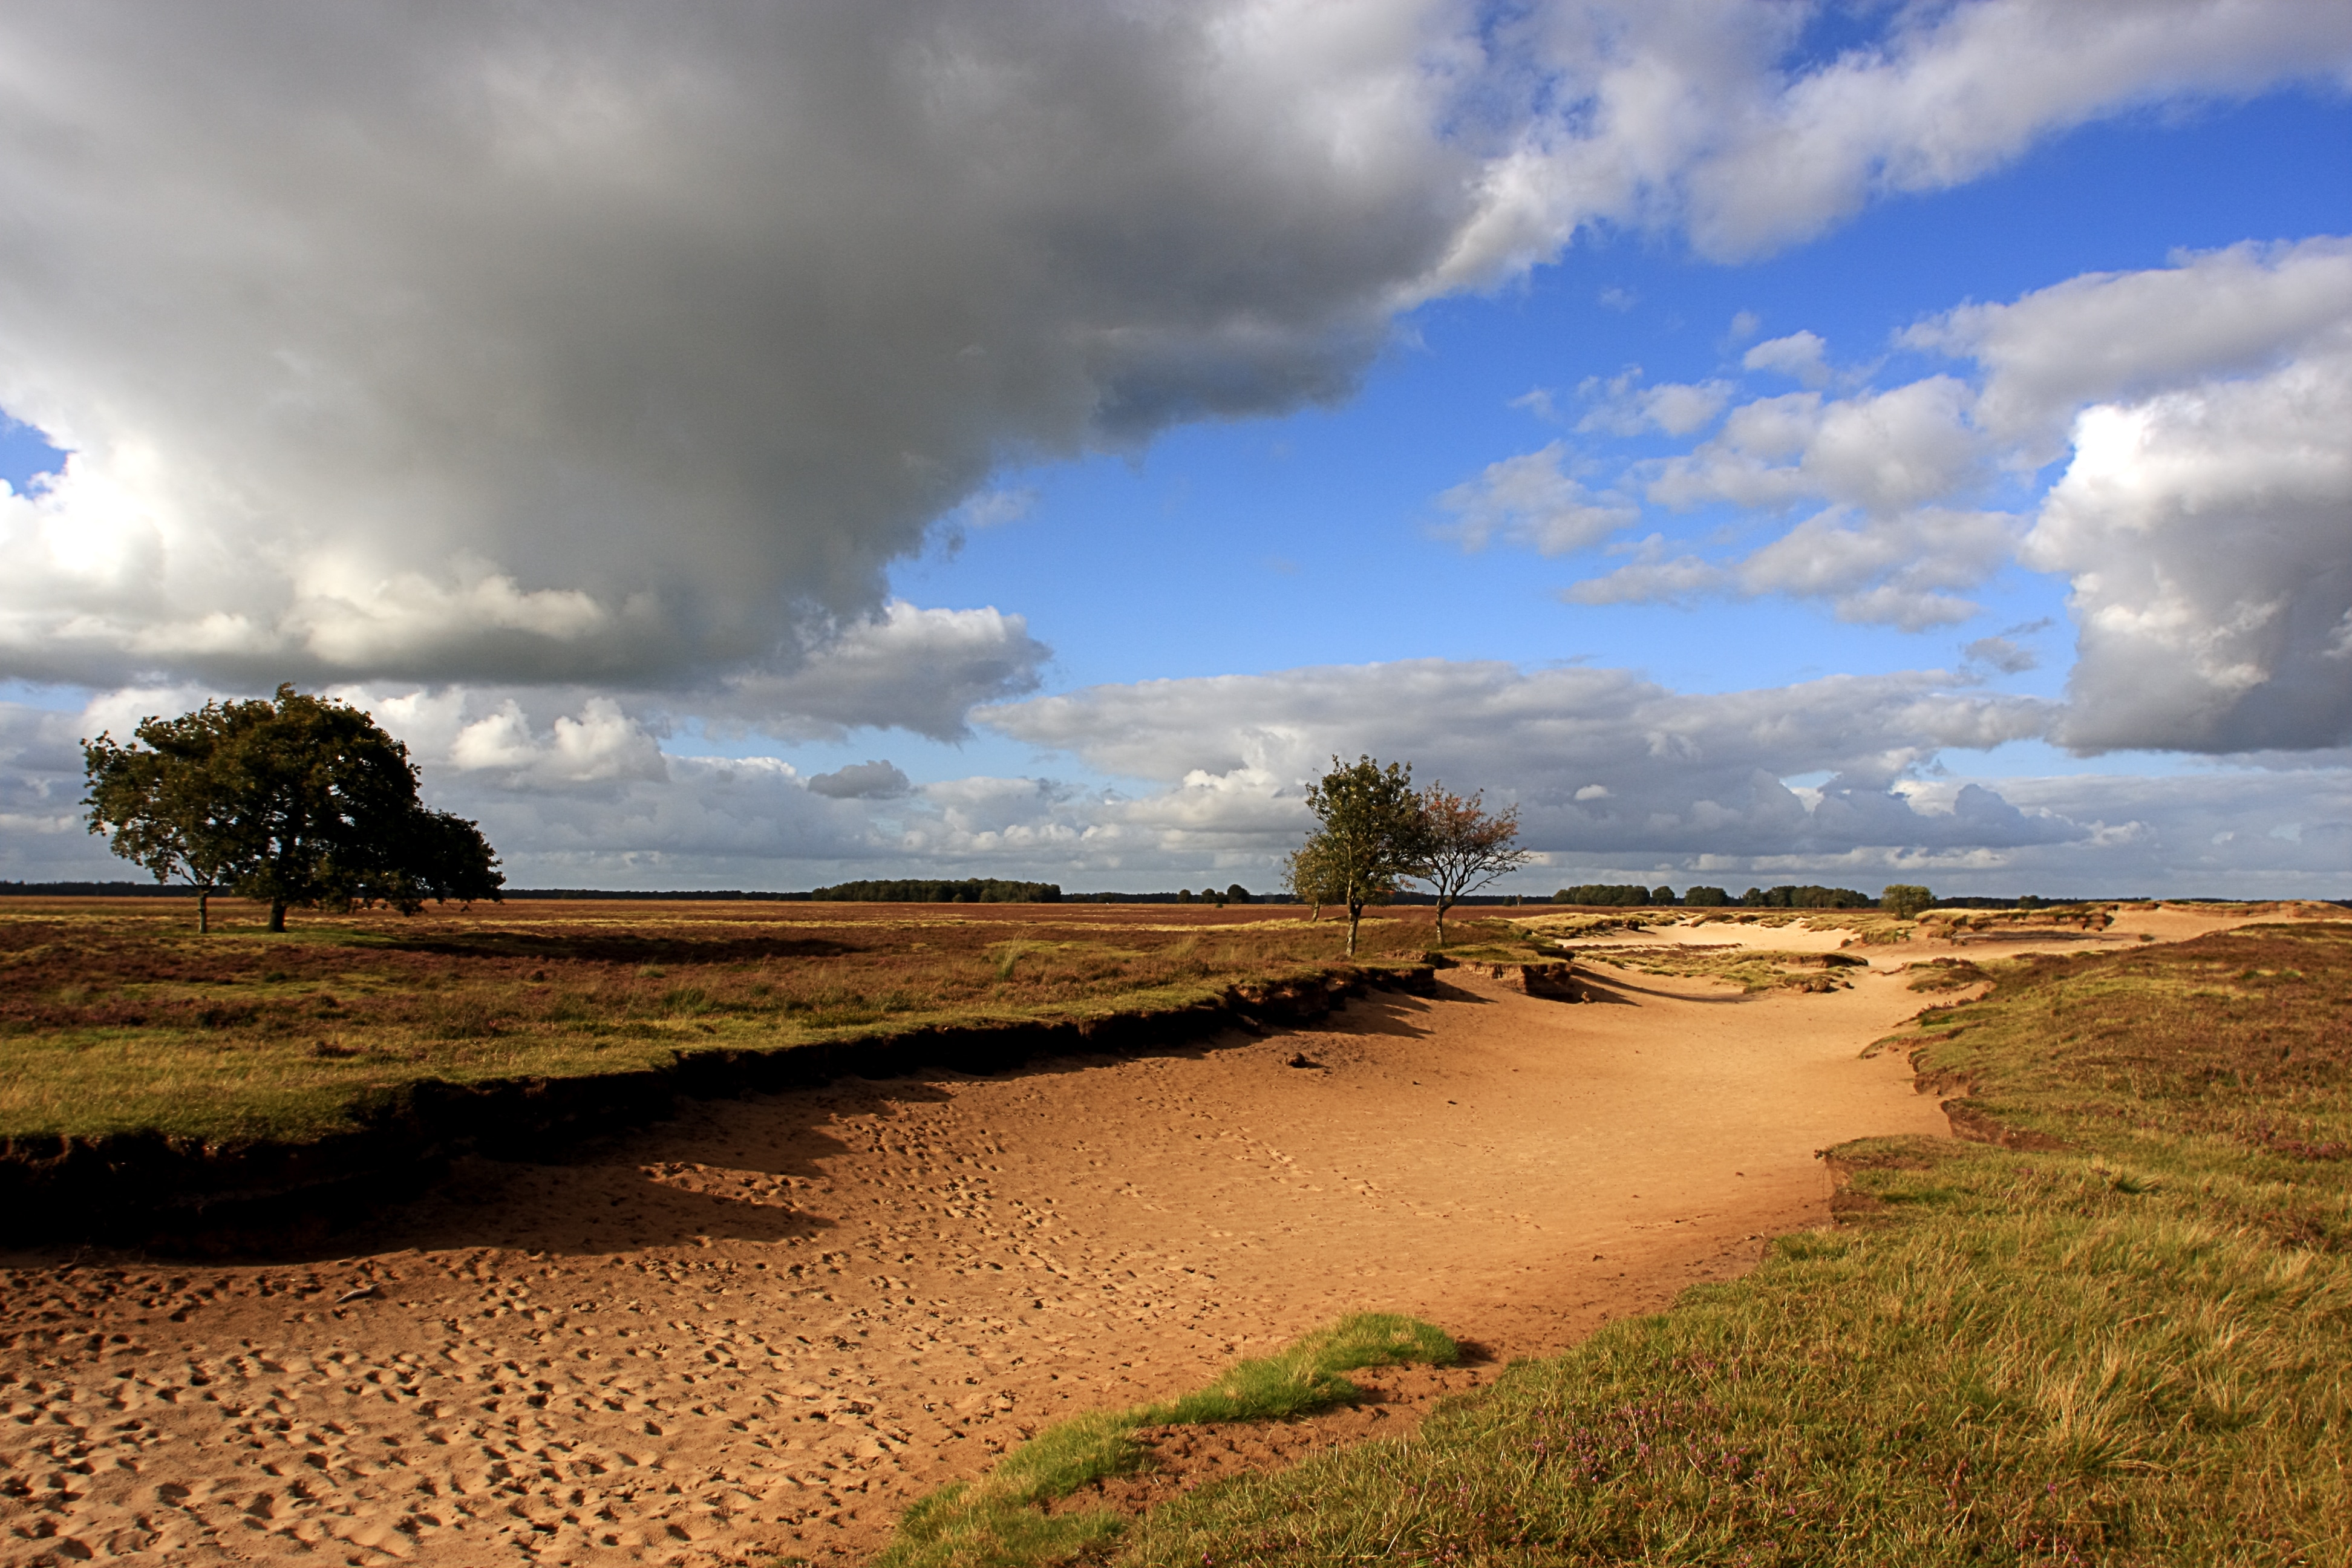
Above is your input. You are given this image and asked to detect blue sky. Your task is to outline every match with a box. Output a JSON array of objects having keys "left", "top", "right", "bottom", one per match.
[
  {"left": 736, "top": 90, "right": 2345, "bottom": 793},
  {"left": 2, "top": 4, "right": 2348, "bottom": 897}
]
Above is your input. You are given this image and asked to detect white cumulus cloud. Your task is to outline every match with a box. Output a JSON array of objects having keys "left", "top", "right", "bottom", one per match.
[
  {"left": 2029, "top": 351, "right": 2352, "bottom": 752},
  {"left": 1436, "top": 442, "right": 1636, "bottom": 555},
  {"left": 1742, "top": 330, "right": 1832, "bottom": 387}
]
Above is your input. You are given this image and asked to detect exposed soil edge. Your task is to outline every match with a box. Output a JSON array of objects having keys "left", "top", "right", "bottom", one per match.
[
  {"left": 1, "top": 963, "right": 1436, "bottom": 1251},
  {"left": 1904, "top": 1047, "right": 2069, "bottom": 1153}
]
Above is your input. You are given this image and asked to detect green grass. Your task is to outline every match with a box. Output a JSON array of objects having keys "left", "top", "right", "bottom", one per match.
[
  {"left": 1103, "top": 922, "right": 2352, "bottom": 1566},
  {"left": 872, "top": 1313, "right": 1457, "bottom": 1568},
  {"left": 0, "top": 901, "right": 1449, "bottom": 1144}
]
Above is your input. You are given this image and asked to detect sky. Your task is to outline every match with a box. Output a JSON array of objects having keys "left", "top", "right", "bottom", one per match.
[{"left": 2, "top": 0, "right": 2349, "bottom": 899}]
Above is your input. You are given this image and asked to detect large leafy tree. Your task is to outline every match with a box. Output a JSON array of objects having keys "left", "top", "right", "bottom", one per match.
[
  {"left": 85, "top": 685, "right": 502, "bottom": 931},
  {"left": 1416, "top": 783, "right": 1530, "bottom": 947},
  {"left": 1301, "top": 754, "right": 1433, "bottom": 958}
]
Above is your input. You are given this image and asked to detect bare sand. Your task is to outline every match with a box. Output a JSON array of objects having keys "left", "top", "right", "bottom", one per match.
[
  {"left": 2, "top": 954, "right": 1982, "bottom": 1566},
  {"left": 1549, "top": 900, "right": 2338, "bottom": 961}
]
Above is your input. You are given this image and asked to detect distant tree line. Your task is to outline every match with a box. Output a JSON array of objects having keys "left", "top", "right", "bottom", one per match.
[
  {"left": 808, "top": 878, "right": 1062, "bottom": 903},
  {"left": 1169, "top": 884, "right": 1255, "bottom": 906},
  {"left": 1555, "top": 883, "right": 1893, "bottom": 910},
  {"left": 1734, "top": 883, "right": 1877, "bottom": 909},
  {"left": 1555, "top": 883, "right": 1675, "bottom": 907},
  {"left": 502, "top": 888, "right": 812, "bottom": 901}
]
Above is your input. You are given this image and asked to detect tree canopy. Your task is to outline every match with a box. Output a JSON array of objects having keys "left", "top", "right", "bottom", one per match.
[
  {"left": 84, "top": 684, "right": 502, "bottom": 931},
  {"left": 1739, "top": 883, "right": 1872, "bottom": 909},
  {"left": 1555, "top": 883, "right": 1661, "bottom": 907},
  {"left": 1881, "top": 883, "right": 1936, "bottom": 919},
  {"left": 1301, "top": 754, "right": 1433, "bottom": 957},
  {"left": 1281, "top": 837, "right": 1347, "bottom": 921},
  {"left": 1417, "top": 782, "right": 1529, "bottom": 946}
]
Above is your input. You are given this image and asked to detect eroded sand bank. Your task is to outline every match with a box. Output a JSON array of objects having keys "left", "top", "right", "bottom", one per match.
[{"left": 5, "top": 956, "right": 1965, "bottom": 1566}]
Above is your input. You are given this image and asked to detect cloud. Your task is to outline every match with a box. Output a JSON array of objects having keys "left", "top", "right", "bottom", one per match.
[
  {"left": 1560, "top": 540, "right": 1730, "bottom": 609},
  {"left": 0, "top": 2, "right": 1480, "bottom": 695},
  {"left": 2030, "top": 348, "right": 2352, "bottom": 752},
  {"left": 1964, "top": 636, "right": 2040, "bottom": 675},
  {"left": 446, "top": 753, "right": 898, "bottom": 885},
  {"left": 1675, "top": 0, "right": 2352, "bottom": 262},
  {"left": 1561, "top": 241, "right": 2352, "bottom": 689},
  {"left": 950, "top": 489, "right": 1037, "bottom": 529},
  {"left": 710, "top": 602, "right": 1051, "bottom": 742},
  {"left": 982, "top": 656, "right": 2058, "bottom": 863},
  {"left": 808, "top": 760, "right": 913, "bottom": 800},
  {"left": 1732, "top": 507, "right": 2017, "bottom": 630},
  {"left": 0, "top": 2, "right": 2337, "bottom": 708},
  {"left": 1648, "top": 377, "right": 1986, "bottom": 515},
  {"left": 12, "top": 671, "right": 2346, "bottom": 896},
  {"left": 1574, "top": 371, "right": 1735, "bottom": 437},
  {"left": 1569, "top": 507, "right": 2015, "bottom": 630},
  {"left": 1742, "top": 330, "right": 1831, "bottom": 387},
  {"left": 1976, "top": 765, "right": 2352, "bottom": 894},
  {"left": 1435, "top": 442, "right": 1636, "bottom": 555},
  {"left": 1435, "top": 0, "right": 2352, "bottom": 279},
  {"left": 1910, "top": 240, "right": 2352, "bottom": 754},
  {"left": 445, "top": 697, "right": 670, "bottom": 788},
  {"left": 1906, "top": 235, "right": 2352, "bottom": 449}
]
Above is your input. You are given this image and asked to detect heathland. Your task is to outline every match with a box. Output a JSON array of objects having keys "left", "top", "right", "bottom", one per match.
[
  {"left": 0, "top": 897, "right": 1443, "bottom": 1145},
  {"left": 0, "top": 898, "right": 2344, "bottom": 1566}
]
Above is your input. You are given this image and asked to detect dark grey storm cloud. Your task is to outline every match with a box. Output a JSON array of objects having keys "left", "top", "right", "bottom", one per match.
[{"left": 0, "top": 1, "right": 1475, "bottom": 692}]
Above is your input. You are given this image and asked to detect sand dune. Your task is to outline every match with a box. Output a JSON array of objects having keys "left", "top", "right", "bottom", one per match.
[{"left": 3, "top": 956, "right": 1963, "bottom": 1566}]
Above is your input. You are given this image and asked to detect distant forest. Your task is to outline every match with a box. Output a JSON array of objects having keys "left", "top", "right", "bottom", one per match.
[{"left": 808, "top": 878, "right": 1062, "bottom": 903}]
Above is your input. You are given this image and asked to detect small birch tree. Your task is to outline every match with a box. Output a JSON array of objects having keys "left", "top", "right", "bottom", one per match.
[{"left": 1416, "top": 783, "right": 1530, "bottom": 947}]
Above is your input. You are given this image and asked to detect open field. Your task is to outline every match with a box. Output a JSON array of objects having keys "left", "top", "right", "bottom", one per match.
[
  {"left": 0, "top": 900, "right": 1445, "bottom": 1144},
  {"left": 0, "top": 901, "right": 1956, "bottom": 1564}
]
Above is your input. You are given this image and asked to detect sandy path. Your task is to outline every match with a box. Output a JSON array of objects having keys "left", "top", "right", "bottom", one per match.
[{"left": 1, "top": 964, "right": 1952, "bottom": 1567}]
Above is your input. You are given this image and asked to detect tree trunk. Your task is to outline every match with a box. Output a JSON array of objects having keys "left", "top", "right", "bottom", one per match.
[
  {"left": 1434, "top": 894, "right": 1451, "bottom": 948},
  {"left": 197, "top": 891, "right": 209, "bottom": 935},
  {"left": 269, "top": 899, "right": 287, "bottom": 933}
]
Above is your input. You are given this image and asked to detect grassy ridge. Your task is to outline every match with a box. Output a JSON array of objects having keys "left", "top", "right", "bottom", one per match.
[
  {"left": 0, "top": 902, "right": 1445, "bottom": 1143},
  {"left": 872, "top": 1314, "right": 1458, "bottom": 1568},
  {"left": 1112, "top": 923, "right": 2352, "bottom": 1566}
]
